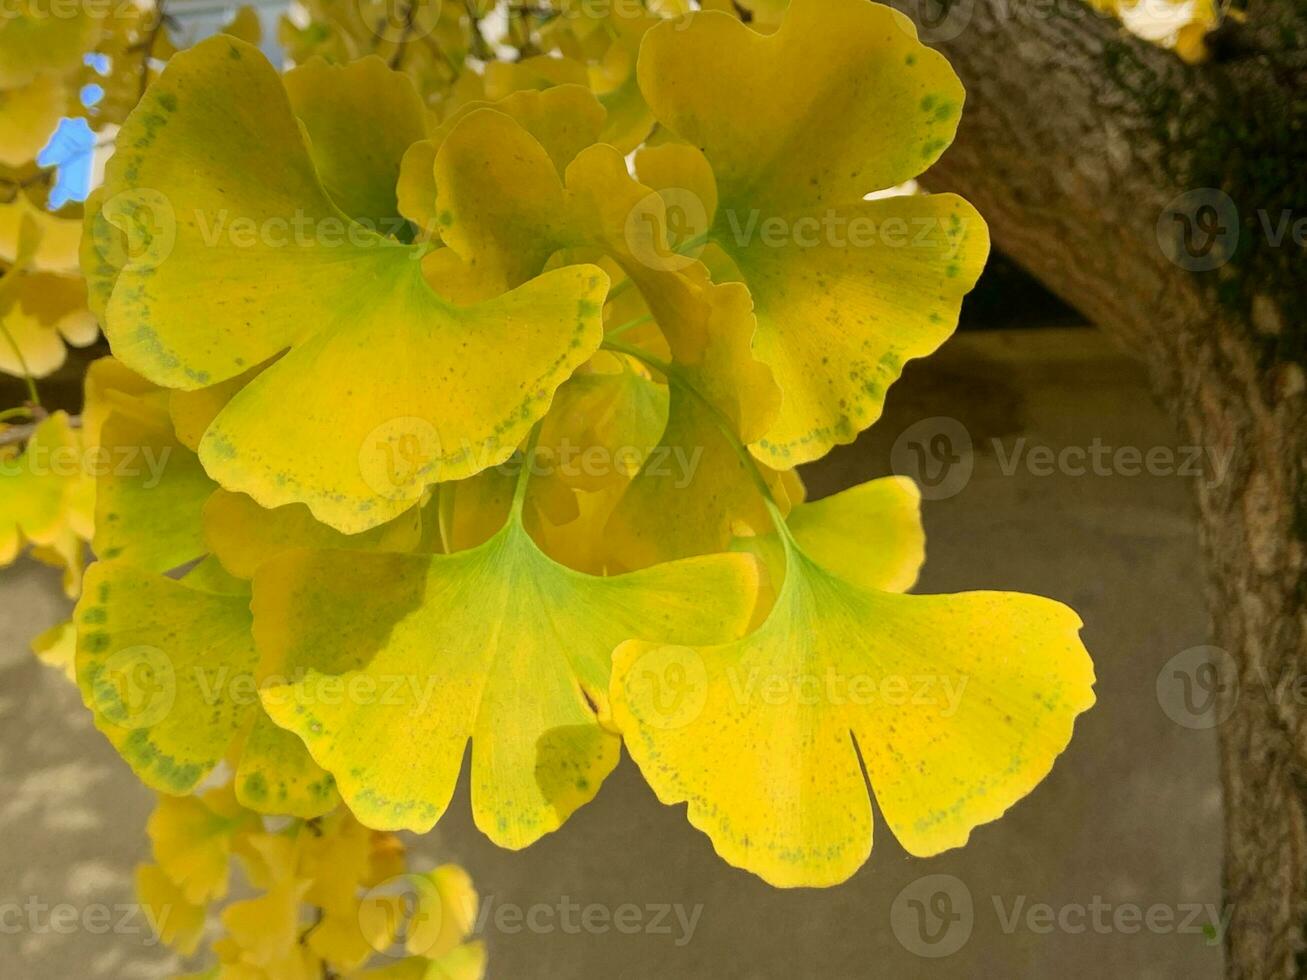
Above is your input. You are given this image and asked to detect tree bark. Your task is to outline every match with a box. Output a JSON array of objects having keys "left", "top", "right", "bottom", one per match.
[{"left": 883, "top": 0, "right": 1307, "bottom": 974}]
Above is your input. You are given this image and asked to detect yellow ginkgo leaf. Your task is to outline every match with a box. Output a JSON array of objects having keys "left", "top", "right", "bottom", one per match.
[
  {"left": 0, "top": 270, "right": 96, "bottom": 379},
  {"left": 0, "top": 412, "right": 92, "bottom": 584},
  {"left": 404, "top": 864, "right": 478, "bottom": 959},
  {"left": 181, "top": 554, "right": 252, "bottom": 597},
  {"left": 426, "top": 941, "right": 488, "bottom": 980},
  {"left": 298, "top": 808, "right": 374, "bottom": 914},
  {"left": 76, "top": 561, "right": 259, "bottom": 794},
  {"left": 602, "top": 259, "right": 787, "bottom": 568},
  {"left": 82, "top": 356, "right": 170, "bottom": 448},
  {"left": 736, "top": 0, "right": 789, "bottom": 28},
  {"left": 735, "top": 475, "right": 926, "bottom": 617},
  {"left": 82, "top": 36, "right": 609, "bottom": 532},
  {"left": 0, "top": 75, "right": 66, "bottom": 168},
  {"left": 255, "top": 487, "right": 758, "bottom": 847},
  {"left": 93, "top": 406, "right": 217, "bottom": 572},
  {"left": 203, "top": 489, "right": 423, "bottom": 580},
  {"left": 588, "top": 7, "right": 659, "bottom": 152},
  {"left": 0, "top": 5, "right": 102, "bottom": 89},
  {"left": 0, "top": 190, "right": 82, "bottom": 274},
  {"left": 168, "top": 362, "right": 264, "bottom": 453},
  {"left": 146, "top": 787, "right": 255, "bottom": 905},
  {"left": 536, "top": 359, "right": 669, "bottom": 494},
  {"left": 637, "top": 0, "right": 989, "bottom": 466},
  {"left": 222, "top": 4, "right": 264, "bottom": 46},
  {"left": 234, "top": 710, "right": 340, "bottom": 819},
  {"left": 308, "top": 907, "right": 383, "bottom": 973},
  {"left": 233, "top": 828, "right": 302, "bottom": 891},
  {"left": 482, "top": 54, "right": 588, "bottom": 100},
  {"left": 397, "top": 84, "right": 605, "bottom": 241},
  {"left": 76, "top": 559, "right": 338, "bottom": 815},
  {"left": 30, "top": 618, "right": 76, "bottom": 680},
  {"left": 282, "top": 56, "right": 430, "bottom": 227},
  {"left": 349, "top": 945, "right": 487, "bottom": 980},
  {"left": 220, "top": 878, "right": 314, "bottom": 971},
  {"left": 612, "top": 509, "right": 1094, "bottom": 887},
  {"left": 136, "top": 863, "right": 208, "bottom": 956}
]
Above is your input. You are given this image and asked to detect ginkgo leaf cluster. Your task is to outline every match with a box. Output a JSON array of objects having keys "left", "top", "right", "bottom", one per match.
[
  {"left": 0, "top": 0, "right": 1097, "bottom": 909},
  {"left": 135, "top": 778, "right": 485, "bottom": 977}
]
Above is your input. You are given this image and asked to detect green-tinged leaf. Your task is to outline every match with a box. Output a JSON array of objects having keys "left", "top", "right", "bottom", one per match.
[
  {"left": 613, "top": 516, "right": 1094, "bottom": 886},
  {"left": 637, "top": 0, "right": 989, "bottom": 465},
  {"left": 83, "top": 36, "right": 609, "bottom": 532},
  {"left": 256, "top": 511, "right": 758, "bottom": 846}
]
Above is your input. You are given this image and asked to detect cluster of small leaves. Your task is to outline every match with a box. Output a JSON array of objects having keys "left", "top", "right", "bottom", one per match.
[
  {"left": 3, "top": 0, "right": 1097, "bottom": 912},
  {"left": 138, "top": 778, "right": 484, "bottom": 978}
]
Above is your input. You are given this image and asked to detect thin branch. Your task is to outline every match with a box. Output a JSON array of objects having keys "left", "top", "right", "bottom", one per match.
[
  {"left": 138, "top": 0, "right": 170, "bottom": 99},
  {"left": 388, "top": 0, "right": 419, "bottom": 69},
  {"left": 0, "top": 411, "right": 73, "bottom": 448}
]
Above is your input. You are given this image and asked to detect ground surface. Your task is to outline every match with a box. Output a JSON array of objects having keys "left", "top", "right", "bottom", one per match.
[{"left": 0, "top": 328, "right": 1223, "bottom": 978}]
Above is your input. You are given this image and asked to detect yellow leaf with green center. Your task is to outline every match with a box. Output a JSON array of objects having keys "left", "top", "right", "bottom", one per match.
[
  {"left": 93, "top": 407, "right": 217, "bottom": 572},
  {"left": 637, "top": 0, "right": 990, "bottom": 466},
  {"left": 283, "top": 55, "right": 430, "bottom": 227},
  {"left": 82, "top": 36, "right": 609, "bottom": 532},
  {"left": 75, "top": 561, "right": 337, "bottom": 815},
  {"left": 612, "top": 515, "right": 1094, "bottom": 886},
  {"left": 0, "top": 75, "right": 66, "bottom": 168},
  {"left": 203, "top": 489, "right": 423, "bottom": 580},
  {"left": 255, "top": 501, "right": 758, "bottom": 846}
]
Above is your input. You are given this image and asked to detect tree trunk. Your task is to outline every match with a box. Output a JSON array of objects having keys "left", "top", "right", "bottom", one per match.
[{"left": 882, "top": 0, "right": 1307, "bottom": 974}]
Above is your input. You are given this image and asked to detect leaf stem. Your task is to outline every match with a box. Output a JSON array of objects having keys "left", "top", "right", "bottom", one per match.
[
  {"left": 510, "top": 423, "right": 542, "bottom": 519},
  {"left": 0, "top": 321, "right": 42, "bottom": 409},
  {"left": 602, "top": 337, "right": 792, "bottom": 545},
  {"left": 604, "top": 312, "right": 653, "bottom": 339}
]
